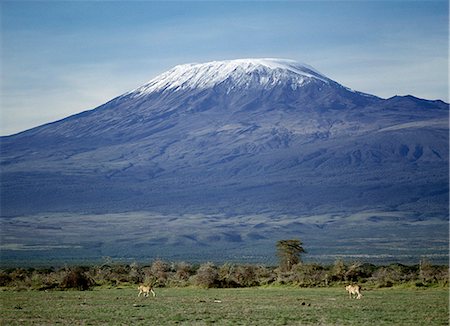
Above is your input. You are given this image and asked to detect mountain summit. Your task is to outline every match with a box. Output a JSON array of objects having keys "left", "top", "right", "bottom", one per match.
[
  {"left": 12, "top": 59, "right": 379, "bottom": 141},
  {"left": 130, "top": 58, "right": 332, "bottom": 94},
  {"left": 1, "top": 58, "right": 448, "bottom": 264}
]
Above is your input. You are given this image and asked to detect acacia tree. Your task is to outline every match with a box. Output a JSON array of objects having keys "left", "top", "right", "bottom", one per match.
[{"left": 276, "top": 239, "right": 306, "bottom": 271}]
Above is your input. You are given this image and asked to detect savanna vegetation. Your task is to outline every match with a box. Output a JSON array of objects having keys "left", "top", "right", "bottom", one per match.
[
  {"left": 0, "top": 258, "right": 447, "bottom": 291},
  {"left": 1, "top": 239, "right": 448, "bottom": 324},
  {"left": 1, "top": 240, "right": 448, "bottom": 291}
]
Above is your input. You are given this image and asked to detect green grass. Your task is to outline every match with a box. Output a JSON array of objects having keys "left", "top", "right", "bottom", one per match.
[{"left": 1, "top": 287, "right": 448, "bottom": 325}]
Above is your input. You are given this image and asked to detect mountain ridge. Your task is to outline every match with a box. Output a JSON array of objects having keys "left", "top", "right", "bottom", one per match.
[{"left": 1, "top": 58, "right": 448, "bottom": 264}]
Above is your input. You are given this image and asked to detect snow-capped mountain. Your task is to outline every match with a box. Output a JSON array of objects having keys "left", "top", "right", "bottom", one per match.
[
  {"left": 1, "top": 58, "right": 448, "bottom": 264},
  {"left": 130, "top": 59, "right": 332, "bottom": 94}
]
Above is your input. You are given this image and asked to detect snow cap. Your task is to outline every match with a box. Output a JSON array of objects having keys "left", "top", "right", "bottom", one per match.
[{"left": 130, "top": 58, "right": 331, "bottom": 96}]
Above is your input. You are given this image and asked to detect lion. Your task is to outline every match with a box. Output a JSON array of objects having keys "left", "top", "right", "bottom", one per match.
[
  {"left": 345, "top": 284, "right": 362, "bottom": 299},
  {"left": 137, "top": 284, "right": 156, "bottom": 297}
]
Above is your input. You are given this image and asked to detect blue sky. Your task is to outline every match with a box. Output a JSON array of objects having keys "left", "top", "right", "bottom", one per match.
[{"left": 1, "top": 0, "right": 448, "bottom": 135}]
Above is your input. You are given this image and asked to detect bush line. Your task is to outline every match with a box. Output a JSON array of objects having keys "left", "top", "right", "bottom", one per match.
[{"left": 1, "top": 259, "right": 448, "bottom": 291}]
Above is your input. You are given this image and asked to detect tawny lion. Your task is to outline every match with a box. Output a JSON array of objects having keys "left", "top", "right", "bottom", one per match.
[
  {"left": 345, "top": 284, "right": 362, "bottom": 299},
  {"left": 137, "top": 284, "right": 156, "bottom": 297}
]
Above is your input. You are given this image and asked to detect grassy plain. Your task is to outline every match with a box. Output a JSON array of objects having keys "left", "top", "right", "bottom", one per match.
[{"left": 1, "top": 287, "right": 448, "bottom": 325}]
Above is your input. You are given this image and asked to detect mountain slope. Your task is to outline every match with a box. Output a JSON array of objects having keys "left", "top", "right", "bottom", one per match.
[
  {"left": 2, "top": 58, "right": 447, "bottom": 214},
  {"left": 1, "top": 58, "right": 448, "bottom": 264}
]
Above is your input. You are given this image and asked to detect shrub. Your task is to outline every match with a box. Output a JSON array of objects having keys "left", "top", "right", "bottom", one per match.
[
  {"left": 218, "top": 263, "right": 242, "bottom": 287},
  {"left": 254, "top": 265, "right": 276, "bottom": 286},
  {"left": 60, "top": 268, "right": 94, "bottom": 290},
  {"left": 330, "top": 260, "right": 346, "bottom": 282},
  {"left": 345, "top": 262, "right": 363, "bottom": 282},
  {"left": 291, "top": 263, "right": 327, "bottom": 287},
  {"left": 150, "top": 260, "right": 170, "bottom": 286},
  {"left": 217, "top": 264, "right": 260, "bottom": 287},
  {"left": 0, "top": 271, "right": 12, "bottom": 287},
  {"left": 129, "top": 262, "right": 143, "bottom": 284},
  {"left": 194, "top": 262, "right": 218, "bottom": 288},
  {"left": 234, "top": 265, "right": 259, "bottom": 287},
  {"left": 370, "top": 266, "right": 405, "bottom": 288},
  {"left": 167, "top": 262, "right": 193, "bottom": 287}
]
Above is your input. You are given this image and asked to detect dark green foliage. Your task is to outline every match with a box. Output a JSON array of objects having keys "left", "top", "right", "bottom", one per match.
[{"left": 276, "top": 239, "right": 306, "bottom": 271}]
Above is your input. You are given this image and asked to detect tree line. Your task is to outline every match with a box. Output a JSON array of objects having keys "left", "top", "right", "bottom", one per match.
[{"left": 0, "top": 240, "right": 447, "bottom": 290}]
